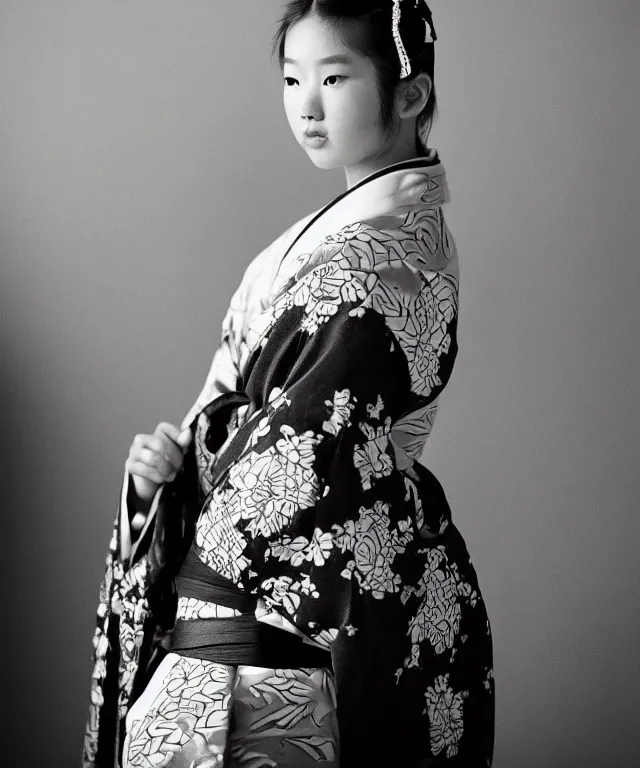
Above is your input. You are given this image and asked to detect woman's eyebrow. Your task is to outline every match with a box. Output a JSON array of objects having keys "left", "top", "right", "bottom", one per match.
[{"left": 283, "top": 55, "right": 353, "bottom": 66}]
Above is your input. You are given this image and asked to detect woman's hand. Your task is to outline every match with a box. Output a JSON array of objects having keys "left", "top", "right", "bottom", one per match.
[{"left": 126, "top": 422, "right": 193, "bottom": 505}]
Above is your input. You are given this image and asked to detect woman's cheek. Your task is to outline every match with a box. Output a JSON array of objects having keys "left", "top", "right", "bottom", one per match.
[{"left": 282, "top": 93, "right": 297, "bottom": 123}]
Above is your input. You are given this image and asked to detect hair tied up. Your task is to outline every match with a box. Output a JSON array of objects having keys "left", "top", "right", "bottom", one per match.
[
  {"left": 413, "top": 0, "right": 437, "bottom": 44},
  {"left": 393, "top": 0, "right": 437, "bottom": 79}
]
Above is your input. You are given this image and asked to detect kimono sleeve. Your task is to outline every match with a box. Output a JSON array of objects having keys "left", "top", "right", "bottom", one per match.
[
  {"left": 117, "top": 280, "right": 246, "bottom": 558},
  {"left": 122, "top": 223, "right": 304, "bottom": 553},
  {"left": 181, "top": 213, "right": 317, "bottom": 430},
  {"left": 83, "top": 217, "right": 319, "bottom": 767},
  {"left": 195, "top": 266, "right": 459, "bottom": 764}
]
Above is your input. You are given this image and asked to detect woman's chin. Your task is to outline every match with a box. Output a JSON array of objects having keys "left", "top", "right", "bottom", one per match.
[{"left": 304, "top": 150, "right": 339, "bottom": 170}]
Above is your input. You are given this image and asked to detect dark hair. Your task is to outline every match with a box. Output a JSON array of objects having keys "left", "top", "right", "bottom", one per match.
[{"left": 272, "top": 0, "right": 438, "bottom": 150}]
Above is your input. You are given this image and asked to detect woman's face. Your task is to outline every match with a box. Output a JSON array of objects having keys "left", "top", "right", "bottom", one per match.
[{"left": 282, "top": 14, "right": 394, "bottom": 184}]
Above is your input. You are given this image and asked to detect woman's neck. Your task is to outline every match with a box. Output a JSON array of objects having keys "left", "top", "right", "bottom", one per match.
[{"left": 344, "top": 129, "right": 424, "bottom": 189}]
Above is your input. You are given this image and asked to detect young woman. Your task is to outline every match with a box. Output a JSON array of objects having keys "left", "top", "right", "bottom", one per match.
[{"left": 83, "top": 2, "right": 495, "bottom": 766}]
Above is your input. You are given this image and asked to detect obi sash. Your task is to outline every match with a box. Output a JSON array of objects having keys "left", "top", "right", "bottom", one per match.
[{"left": 169, "top": 547, "right": 333, "bottom": 669}]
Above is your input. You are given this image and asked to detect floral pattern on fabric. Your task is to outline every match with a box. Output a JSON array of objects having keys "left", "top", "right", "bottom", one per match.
[
  {"left": 195, "top": 423, "right": 324, "bottom": 583},
  {"left": 180, "top": 206, "right": 489, "bottom": 764},
  {"left": 84, "top": 155, "right": 494, "bottom": 768},
  {"left": 122, "top": 655, "right": 339, "bottom": 768},
  {"left": 353, "top": 416, "right": 395, "bottom": 491},
  {"left": 332, "top": 502, "right": 413, "bottom": 599},
  {"left": 195, "top": 493, "right": 251, "bottom": 584},
  {"left": 123, "top": 656, "right": 233, "bottom": 767},
  {"left": 83, "top": 519, "right": 152, "bottom": 767},
  {"left": 259, "top": 573, "right": 320, "bottom": 621},
  {"left": 257, "top": 218, "right": 458, "bottom": 398},
  {"left": 266, "top": 528, "right": 336, "bottom": 569},
  {"left": 424, "top": 673, "right": 469, "bottom": 759},
  {"left": 402, "top": 546, "right": 463, "bottom": 663},
  {"left": 322, "top": 388, "right": 356, "bottom": 436}
]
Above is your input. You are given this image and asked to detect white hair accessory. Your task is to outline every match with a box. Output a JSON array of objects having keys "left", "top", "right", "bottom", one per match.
[
  {"left": 392, "top": 0, "right": 412, "bottom": 79},
  {"left": 392, "top": 0, "right": 436, "bottom": 79},
  {"left": 391, "top": 0, "right": 437, "bottom": 151}
]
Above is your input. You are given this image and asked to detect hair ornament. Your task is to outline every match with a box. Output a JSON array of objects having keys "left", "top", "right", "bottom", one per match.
[
  {"left": 392, "top": 0, "right": 437, "bottom": 79},
  {"left": 392, "top": 0, "right": 412, "bottom": 79}
]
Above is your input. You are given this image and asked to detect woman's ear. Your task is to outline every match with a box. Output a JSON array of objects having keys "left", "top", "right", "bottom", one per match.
[{"left": 396, "top": 73, "right": 432, "bottom": 119}]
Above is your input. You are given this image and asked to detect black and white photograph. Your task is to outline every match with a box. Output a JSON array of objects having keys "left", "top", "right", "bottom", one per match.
[{"left": 1, "top": 1, "right": 638, "bottom": 766}]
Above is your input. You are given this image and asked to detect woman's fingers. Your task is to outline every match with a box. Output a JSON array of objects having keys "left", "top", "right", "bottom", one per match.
[
  {"left": 129, "top": 438, "right": 180, "bottom": 478},
  {"left": 149, "top": 434, "right": 184, "bottom": 469},
  {"left": 138, "top": 446, "right": 175, "bottom": 477},
  {"left": 155, "top": 422, "right": 189, "bottom": 455},
  {"left": 133, "top": 433, "right": 183, "bottom": 472},
  {"left": 125, "top": 458, "right": 164, "bottom": 485},
  {"left": 127, "top": 422, "right": 186, "bottom": 490},
  {"left": 155, "top": 421, "right": 182, "bottom": 442},
  {"left": 126, "top": 458, "right": 176, "bottom": 485}
]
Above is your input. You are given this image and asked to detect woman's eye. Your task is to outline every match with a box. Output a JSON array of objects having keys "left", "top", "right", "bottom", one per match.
[
  {"left": 324, "top": 75, "right": 345, "bottom": 86},
  {"left": 284, "top": 77, "right": 298, "bottom": 86}
]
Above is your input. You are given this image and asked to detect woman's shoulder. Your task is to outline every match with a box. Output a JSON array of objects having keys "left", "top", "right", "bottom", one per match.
[{"left": 241, "top": 210, "right": 322, "bottom": 287}]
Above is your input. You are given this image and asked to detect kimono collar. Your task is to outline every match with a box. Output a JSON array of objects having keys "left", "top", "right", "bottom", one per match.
[
  {"left": 345, "top": 147, "right": 449, "bottom": 210},
  {"left": 270, "top": 148, "right": 450, "bottom": 304}
]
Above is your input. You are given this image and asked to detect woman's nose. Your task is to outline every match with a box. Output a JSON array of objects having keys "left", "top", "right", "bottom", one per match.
[{"left": 300, "top": 90, "right": 323, "bottom": 121}]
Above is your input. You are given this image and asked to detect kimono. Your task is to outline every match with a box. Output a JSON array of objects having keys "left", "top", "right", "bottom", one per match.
[{"left": 83, "top": 149, "right": 495, "bottom": 768}]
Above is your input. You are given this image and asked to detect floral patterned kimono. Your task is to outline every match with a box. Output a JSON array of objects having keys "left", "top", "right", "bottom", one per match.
[{"left": 83, "top": 150, "right": 495, "bottom": 768}]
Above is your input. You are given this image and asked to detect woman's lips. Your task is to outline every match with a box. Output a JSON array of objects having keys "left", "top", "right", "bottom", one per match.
[{"left": 304, "top": 134, "right": 328, "bottom": 148}]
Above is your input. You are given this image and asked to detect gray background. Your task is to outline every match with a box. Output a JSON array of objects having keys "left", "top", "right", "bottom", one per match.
[{"left": 1, "top": 1, "right": 638, "bottom": 765}]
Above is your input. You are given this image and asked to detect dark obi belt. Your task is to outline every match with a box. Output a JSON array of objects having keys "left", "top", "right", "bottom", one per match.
[{"left": 170, "top": 547, "right": 332, "bottom": 670}]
